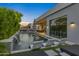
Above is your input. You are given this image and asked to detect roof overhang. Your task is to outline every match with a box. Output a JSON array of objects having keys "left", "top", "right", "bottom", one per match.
[{"left": 35, "top": 3, "right": 73, "bottom": 22}]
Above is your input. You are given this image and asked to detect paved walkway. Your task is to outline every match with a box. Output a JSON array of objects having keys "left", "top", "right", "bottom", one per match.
[
  {"left": 45, "top": 50, "right": 58, "bottom": 56},
  {"left": 45, "top": 50, "right": 70, "bottom": 56}
]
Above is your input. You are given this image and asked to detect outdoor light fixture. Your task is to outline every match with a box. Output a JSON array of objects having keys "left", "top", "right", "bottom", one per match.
[{"left": 70, "top": 22, "right": 76, "bottom": 28}]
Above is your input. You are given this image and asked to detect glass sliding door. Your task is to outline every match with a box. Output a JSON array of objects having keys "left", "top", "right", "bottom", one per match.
[{"left": 49, "top": 15, "right": 67, "bottom": 38}]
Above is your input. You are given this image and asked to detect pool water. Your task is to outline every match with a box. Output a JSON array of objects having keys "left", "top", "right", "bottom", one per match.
[
  {"left": 12, "top": 31, "right": 46, "bottom": 51},
  {"left": 12, "top": 33, "right": 34, "bottom": 51}
]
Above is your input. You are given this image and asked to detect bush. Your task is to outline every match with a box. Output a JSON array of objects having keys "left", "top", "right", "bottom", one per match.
[
  {"left": 0, "top": 43, "right": 10, "bottom": 56},
  {"left": 0, "top": 8, "right": 23, "bottom": 40}
]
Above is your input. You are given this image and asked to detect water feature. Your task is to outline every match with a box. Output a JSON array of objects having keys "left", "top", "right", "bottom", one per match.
[
  {"left": 12, "top": 31, "right": 48, "bottom": 51},
  {"left": 12, "top": 32, "right": 34, "bottom": 51}
]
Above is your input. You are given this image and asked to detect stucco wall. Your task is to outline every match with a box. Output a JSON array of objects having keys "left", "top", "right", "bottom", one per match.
[{"left": 46, "top": 4, "right": 79, "bottom": 44}]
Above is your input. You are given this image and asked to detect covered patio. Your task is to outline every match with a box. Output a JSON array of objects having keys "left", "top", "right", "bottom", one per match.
[{"left": 35, "top": 18, "right": 47, "bottom": 36}]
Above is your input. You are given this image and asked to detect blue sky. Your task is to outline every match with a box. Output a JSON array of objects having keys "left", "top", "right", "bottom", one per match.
[{"left": 0, "top": 3, "right": 57, "bottom": 23}]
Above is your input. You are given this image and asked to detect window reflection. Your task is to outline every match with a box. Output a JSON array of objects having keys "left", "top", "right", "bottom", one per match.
[{"left": 49, "top": 16, "right": 67, "bottom": 38}]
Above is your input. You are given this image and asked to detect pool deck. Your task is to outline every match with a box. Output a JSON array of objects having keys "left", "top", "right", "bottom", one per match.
[{"left": 10, "top": 50, "right": 48, "bottom": 56}]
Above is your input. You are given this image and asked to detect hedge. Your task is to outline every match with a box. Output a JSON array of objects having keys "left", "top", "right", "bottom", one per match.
[{"left": 0, "top": 8, "right": 23, "bottom": 40}]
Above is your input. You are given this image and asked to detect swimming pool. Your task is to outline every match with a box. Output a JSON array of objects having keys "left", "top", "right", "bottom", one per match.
[{"left": 12, "top": 32, "right": 45, "bottom": 51}]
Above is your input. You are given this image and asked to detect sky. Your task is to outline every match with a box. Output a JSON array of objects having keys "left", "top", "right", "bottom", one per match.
[{"left": 0, "top": 3, "right": 57, "bottom": 23}]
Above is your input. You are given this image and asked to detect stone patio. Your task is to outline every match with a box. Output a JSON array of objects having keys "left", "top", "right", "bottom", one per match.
[{"left": 45, "top": 50, "right": 58, "bottom": 56}]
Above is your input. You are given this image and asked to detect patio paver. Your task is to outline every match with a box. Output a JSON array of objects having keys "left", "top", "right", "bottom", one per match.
[{"left": 45, "top": 50, "right": 58, "bottom": 56}]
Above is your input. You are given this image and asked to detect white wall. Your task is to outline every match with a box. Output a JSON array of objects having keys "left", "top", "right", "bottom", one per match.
[{"left": 46, "top": 4, "right": 79, "bottom": 44}]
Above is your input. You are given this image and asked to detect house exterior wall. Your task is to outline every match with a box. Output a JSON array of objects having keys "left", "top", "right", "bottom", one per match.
[{"left": 46, "top": 4, "right": 79, "bottom": 44}]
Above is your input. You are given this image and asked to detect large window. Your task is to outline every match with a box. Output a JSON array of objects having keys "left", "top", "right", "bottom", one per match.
[{"left": 50, "top": 16, "right": 67, "bottom": 38}]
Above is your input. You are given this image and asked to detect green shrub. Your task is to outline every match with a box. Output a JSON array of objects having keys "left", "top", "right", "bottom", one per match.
[
  {"left": 0, "top": 8, "right": 23, "bottom": 40},
  {"left": 0, "top": 45, "right": 7, "bottom": 52},
  {"left": 0, "top": 43, "right": 10, "bottom": 56}
]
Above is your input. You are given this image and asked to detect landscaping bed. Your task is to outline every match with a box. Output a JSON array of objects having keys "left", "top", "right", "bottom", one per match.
[{"left": 0, "top": 43, "right": 10, "bottom": 56}]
